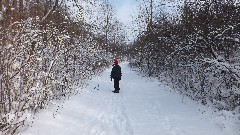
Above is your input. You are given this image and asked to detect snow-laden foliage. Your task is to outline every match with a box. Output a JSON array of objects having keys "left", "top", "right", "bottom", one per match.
[
  {"left": 128, "top": 0, "right": 240, "bottom": 129},
  {"left": 0, "top": 0, "right": 123, "bottom": 134},
  {"left": 0, "top": 16, "right": 113, "bottom": 134}
]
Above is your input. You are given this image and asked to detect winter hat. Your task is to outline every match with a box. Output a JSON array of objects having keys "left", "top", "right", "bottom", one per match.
[
  {"left": 113, "top": 59, "right": 118, "bottom": 65},
  {"left": 114, "top": 59, "right": 118, "bottom": 65}
]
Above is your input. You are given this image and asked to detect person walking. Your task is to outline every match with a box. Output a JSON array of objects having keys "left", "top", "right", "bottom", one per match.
[{"left": 110, "top": 59, "right": 122, "bottom": 93}]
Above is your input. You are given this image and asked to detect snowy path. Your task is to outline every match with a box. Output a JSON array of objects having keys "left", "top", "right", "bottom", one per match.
[{"left": 17, "top": 62, "right": 237, "bottom": 135}]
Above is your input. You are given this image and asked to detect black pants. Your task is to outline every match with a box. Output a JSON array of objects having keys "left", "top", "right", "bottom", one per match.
[{"left": 114, "top": 79, "right": 120, "bottom": 90}]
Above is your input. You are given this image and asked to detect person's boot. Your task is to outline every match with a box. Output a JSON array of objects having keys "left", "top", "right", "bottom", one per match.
[{"left": 112, "top": 89, "right": 119, "bottom": 93}]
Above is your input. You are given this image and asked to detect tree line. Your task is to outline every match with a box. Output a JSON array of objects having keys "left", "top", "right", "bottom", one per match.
[
  {"left": 129, "top": 0, "right": 240, "bottom": 116},
  {"left": 0, "top": 0, "right": 126, "bottom": 134}
]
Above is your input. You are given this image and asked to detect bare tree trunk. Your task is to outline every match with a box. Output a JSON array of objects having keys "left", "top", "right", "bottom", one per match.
[
  {"left": 0, "top": 54, "right": 3, "bottom": 113},
  {"left": 19, "top": 0, "right": 24, "bottom": 20},
  {"left": 150, "top": 0, "right": 153, "bottom": 29},
  {"left": 53, "top": 0, "right": 59, "bottom": 11},
  {"left": 13, "top": 0, "right": 18, "bottom": 18},
  {"left": 105, "top": 14, "right": 109, "bottom": 46},
  {"left": 6, "top": 54, "right": 11, "bottom": 113},
  {"left": 44, "top": 1, "right": 49, "bottom": 38},
  {"left": 0, "top": 0, "right": 2, "bottom": 11},
  {"left": 3, "top": 0, "right": 11, "bottom": 29}
]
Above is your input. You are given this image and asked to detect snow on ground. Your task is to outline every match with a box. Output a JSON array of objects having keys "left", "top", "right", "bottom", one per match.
[{"left": 17, "top": 62, "right": 238, "bottom": 135}]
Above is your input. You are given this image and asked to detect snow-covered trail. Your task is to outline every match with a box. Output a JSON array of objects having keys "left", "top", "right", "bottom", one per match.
[{"left": 17, "top": 62, "right": 236, "bottom": 135}]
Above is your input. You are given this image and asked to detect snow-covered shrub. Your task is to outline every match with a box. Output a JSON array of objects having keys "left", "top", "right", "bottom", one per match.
[
  {"left": 129, "top": 0, "right": 240, "bottom": 130},
  {"left": 0, "top": 0, "right": 123, "bottom": 134},
  {"left": 0, "top": 15, "right": 112, "bottom": 134}
]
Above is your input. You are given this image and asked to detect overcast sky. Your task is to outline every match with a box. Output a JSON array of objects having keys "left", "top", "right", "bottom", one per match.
[
  {"left": 107, "top": 0, "right": 138, "bottom": 42},
  {"left": 107, "top": 0, "right": 181, "bottom": 42},
  {"left": 108, "top": 0, "right": 138, "bottom": 25}
]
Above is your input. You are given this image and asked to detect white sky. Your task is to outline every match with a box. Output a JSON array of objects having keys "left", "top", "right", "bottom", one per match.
[
  {"left": 108, "top": 0, "right": 181, "bottom": 43},
  {"left": 108, "top": 0, "right": 138, "bottom": 43},
  {"left": 109, "top": 0, "right": 137, "bottom": 25},
  {"left": 77, "top": 0, "right": 181, "bottom": 43}
]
